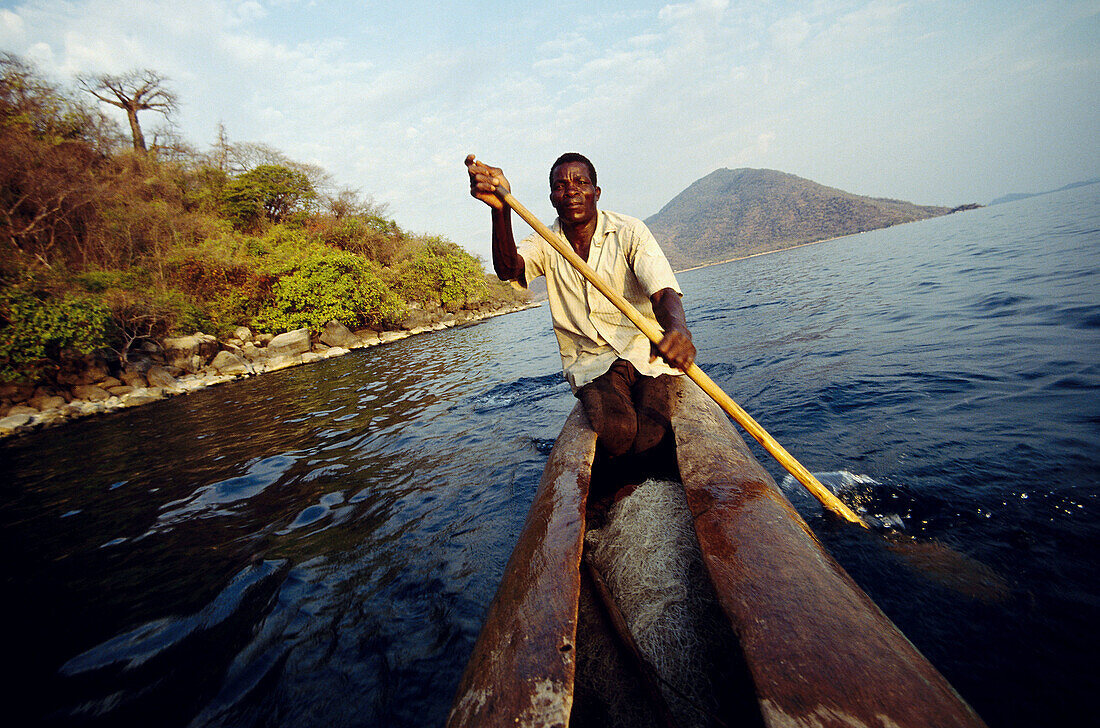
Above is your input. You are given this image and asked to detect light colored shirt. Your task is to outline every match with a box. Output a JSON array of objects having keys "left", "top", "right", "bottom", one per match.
[{"left": 517, "top": 209, "right": 683, "bottom": 392}]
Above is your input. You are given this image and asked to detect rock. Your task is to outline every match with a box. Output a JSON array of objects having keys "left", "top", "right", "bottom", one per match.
[
  {"left": 123, "top": 390, "right": 162, "bottom": 407},
  {"left": 146, "top": 366, "right": 180, "bottom": 392},
  {"left": 380, "top": 331, "right": 408, "bottom": 343},
  {"left": 29, "top": 394, "right": 66, "bottom": 411},
  {"left": 321, "top": 319, "right": 360, "bottom": 348},
  {"left": 108, "top": 385, "right": 135, "bottom": 397},
  {"left": 210, "top": 350, "right": 251, "bottom": 376},
  {"left": 0, "top": 383, "right": 35, "bottom": 403},
  {"left": 0, "top": 413, "right": 32, "bottom": 432},
  {"left": 301, "top": 352, "right": 325, "bottom": 364},
  {"left": 354, "top": 330, "right": 382, "bottom": 346},
  {"left": 72, "top": 384, "right": 110, "bottom": 401},
  {"left": 82, "top": 360, "right": 111, "bottom": 384},
  {"left": 164, "top": 333, "right": 219, "bottom": 370},
  {"left": 324, "top": 347, "right": 350, "bottom": 358},
  {"left": 241, "top": 342, "right": 264, "bottom": 361},
  {"left": 101, "top": 376, "right": 123, "bottom": 388},
  {"left": 400, "top": 309, "right": 434, "bottom": 331},
  {"left": 263, "top": 354, "right": 301, "bottom": 372},
  {"left": 268, "top": 329, "right": 311, "bottom": 357},
  {"left": 8, "top": 404, "right": 38, "bottom": 416},
  {"left": 120, "top": 369, "right": 148, "bottom": 388},
  {"left": 233, "top": 326, "right": 253, "bottom": 342},
  {"left": 257, "top": 333, "right": 274, "bottom": 346}
]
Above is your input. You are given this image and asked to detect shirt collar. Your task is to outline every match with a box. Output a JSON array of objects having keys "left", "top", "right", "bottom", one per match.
[{"left": 552, "top": 209, "right": 609, "bottom": 244}]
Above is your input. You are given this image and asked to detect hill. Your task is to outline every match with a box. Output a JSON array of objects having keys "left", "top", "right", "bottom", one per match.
[
  {"left": 990, "top": 178, "right": 1100, "bottom": 206},
  {"left": 645, "top": 168, "right": 954, "bottom": 270}
]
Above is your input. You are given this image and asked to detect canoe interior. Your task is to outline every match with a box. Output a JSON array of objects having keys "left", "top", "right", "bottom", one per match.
[
  {"left": 447, "top": 377, "right": 987, "bottom": 728},
  {"left": 571, "top": 458, "right": 764, "bottom": 728}
]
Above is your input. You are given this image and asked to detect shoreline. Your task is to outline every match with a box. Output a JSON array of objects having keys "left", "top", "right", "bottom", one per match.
[
  {"left": 673, "top": 234, "right": 853, "bottom": 274},
  {"left": 0, "top": 301, "right": 543, "bottom": 440}
]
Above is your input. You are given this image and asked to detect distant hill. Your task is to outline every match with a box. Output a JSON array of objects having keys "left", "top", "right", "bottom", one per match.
[
  {"left": 645, "top": 168, "right": 957, "bottom": 270},
  {"left": 990, "top": 178, "right": 1100, "bottom": 206}
]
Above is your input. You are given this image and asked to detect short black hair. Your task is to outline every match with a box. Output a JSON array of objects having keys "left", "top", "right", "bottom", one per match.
[{"left": 550, "top": 152, "right": 597, "bottom": 188}]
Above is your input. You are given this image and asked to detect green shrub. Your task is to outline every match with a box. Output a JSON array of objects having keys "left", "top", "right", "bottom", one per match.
[
  {"left": 392, "top": 236, "right": 488, "bottom": 308},
  {"left": 258, "top": 251, "right": 405, "bottom": 333},
  {"left": 0, "top": 286, "right": 110, "bottom": 381}
]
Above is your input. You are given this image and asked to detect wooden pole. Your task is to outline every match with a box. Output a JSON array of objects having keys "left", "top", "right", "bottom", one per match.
[{"left": 496, "top": 188, "right": 869, "bottom": 528}]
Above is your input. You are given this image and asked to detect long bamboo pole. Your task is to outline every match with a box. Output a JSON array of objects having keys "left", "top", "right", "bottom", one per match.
[{"left": 496, "top": 188, "right": 869, "bottom": 528}]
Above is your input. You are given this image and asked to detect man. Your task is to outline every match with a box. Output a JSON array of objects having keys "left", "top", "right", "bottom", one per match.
[{"left": 465, "top": 152, "right": 696, "bottom": 467}]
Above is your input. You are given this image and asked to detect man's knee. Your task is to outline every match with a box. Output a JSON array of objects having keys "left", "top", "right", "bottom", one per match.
[{"left": 578, "top": 360, "right": 638, "bottom": 458}]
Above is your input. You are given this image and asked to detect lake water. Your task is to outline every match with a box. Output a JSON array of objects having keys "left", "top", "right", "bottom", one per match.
[{"left": 2, "top": 184, "right": 1097, "bottom": 727}]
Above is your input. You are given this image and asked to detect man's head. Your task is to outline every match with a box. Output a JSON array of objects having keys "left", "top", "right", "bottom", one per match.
[
  {"left": 549, "top": 153, "right": 600, "bottom": 227},
  {"left": 549, "top": 153, "right": 597, "bottom": 188}
]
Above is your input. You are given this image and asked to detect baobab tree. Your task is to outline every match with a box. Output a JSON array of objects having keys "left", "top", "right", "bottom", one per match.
[{"left": 77, "top": 69, "right": 176, "bottom": 152}]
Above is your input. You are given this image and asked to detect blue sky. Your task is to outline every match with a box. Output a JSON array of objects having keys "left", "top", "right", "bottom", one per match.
[{"left": 2, "top": 0, "right": 1097, "bottom": 260}]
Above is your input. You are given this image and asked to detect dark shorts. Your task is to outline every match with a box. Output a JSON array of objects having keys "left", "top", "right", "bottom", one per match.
[{"left": 576, "top": 359, "right": 675, "bottom": 459}]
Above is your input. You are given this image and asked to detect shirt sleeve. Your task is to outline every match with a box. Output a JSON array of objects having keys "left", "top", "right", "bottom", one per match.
[
  {"left": 516, "top": 231, "right": 546, "bottom": 284},
  {"left": 628, "top": 219, "right": 681, "bottom": 296}
]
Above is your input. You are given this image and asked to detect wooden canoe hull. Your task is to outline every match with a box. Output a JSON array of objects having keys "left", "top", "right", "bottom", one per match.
[
  {"left": 446, "top": 404, "right": 594, "bottom": 727},
  {"left": 448, "top": 377, "right": 987, "bottom": 728}
]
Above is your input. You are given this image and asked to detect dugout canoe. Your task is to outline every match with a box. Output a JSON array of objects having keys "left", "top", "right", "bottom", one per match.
[{"left": 446, "top": 377, "right": 987, "bottom": 728}]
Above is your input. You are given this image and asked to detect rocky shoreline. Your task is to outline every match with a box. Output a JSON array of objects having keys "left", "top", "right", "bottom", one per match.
[{"left": 0, "top": 301, "right": 541, "bottom": 439}]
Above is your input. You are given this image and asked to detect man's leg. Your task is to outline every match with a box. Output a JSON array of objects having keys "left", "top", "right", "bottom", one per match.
[
  {"left": 631, "top": 373, "right": 675, "bottom": 456},
  {"left": 576, "top": 359, "right": 638, "bottom": 458}
]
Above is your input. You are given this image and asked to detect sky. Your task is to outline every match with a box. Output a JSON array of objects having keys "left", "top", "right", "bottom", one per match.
[{"left": 1, "top": 0, "right": 1097, "bottom": 261}]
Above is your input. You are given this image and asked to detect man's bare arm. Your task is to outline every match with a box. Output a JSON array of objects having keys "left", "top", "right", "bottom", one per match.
[
  {"left": 466, "top": 154, "right": 525, "bottom": 283},
  {"left": 650, "top": 287, "right": 696, "bottom": 371}
]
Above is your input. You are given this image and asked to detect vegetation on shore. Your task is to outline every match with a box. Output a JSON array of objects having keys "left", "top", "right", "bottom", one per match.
[{"left": 0, "top": 54, "right": 524, "bottom": 386}]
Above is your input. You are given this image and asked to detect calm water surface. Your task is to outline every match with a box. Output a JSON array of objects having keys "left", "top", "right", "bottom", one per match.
[{"left": 2, "top": 184, "right": 1097, "bottom": 727}]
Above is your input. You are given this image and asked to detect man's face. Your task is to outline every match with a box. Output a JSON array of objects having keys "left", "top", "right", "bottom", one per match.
[{"left": 550, "top": 161, "right": 601, "bottom": 226}]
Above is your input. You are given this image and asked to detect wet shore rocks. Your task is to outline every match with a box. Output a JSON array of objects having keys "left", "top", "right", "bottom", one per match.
[{"left": 0, "top": 302, "right": 539, "bottom": 439}]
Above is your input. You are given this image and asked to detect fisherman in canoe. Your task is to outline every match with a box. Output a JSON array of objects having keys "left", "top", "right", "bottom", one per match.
[{"left": 466, "top": 153, "right": 696, "bottom": 472}]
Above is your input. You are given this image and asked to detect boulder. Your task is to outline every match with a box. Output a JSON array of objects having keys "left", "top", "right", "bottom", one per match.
[
  {"left": 120, "top": 369, "right": 148, "bottom": 388},
  {"left": 146, "top": 365, "right": 180, "bottom": 392},
  {"left": 233, "top": 326, "right": 253, "bottom": 342},
  {"left": 29, "top": 395, "right": 66, "bottom": 411},
  {"left": 400, "top": 309, "right": 435, "bottom": 331},
  {"left": 164, "top": 333, "right": 219, "bottom": 369},
  {"left": 380, "top": 331, "right": 408, "bottom": 343},
  {"left": 210, "top": 350, "right": 251, "bottom": 376},
  {"left": 81, "top": 360, "right": 111, "bottom": 384},
  {"left": 241, "top": 342, "right": 264, "bottom": 361},
  {"left": 0, "top": 413, "right": 32, "bottom": 433},
  {"left": 7, "top": 404, "right": 38, "bottom": 416},
  {"left": 72, "top": 384, "right": 110, "bottom": 402},
  {"left": 101, "top": 376, "right": 123, "bottom": 388},
  {"left": 0, "top": 383, "right": 34, "bottom": 402},
  {"left": 263, "top": 354, "right": 301, "bottom": 372},
  {"left": 320, "top": 320, "right": 359, "bottom": 349},
  {"left": 324, "top": 347, "right": 350, "bottom": 358},
  {"left": 257, "top": 333, "right": 274, "bottom": 346},
  {"left": 268, "top": 329, "right": 311, "bottom": 357},
  {"left": 354, "top": 329, "right": 382, "bottom": 346},
  {"left": 108, "top": 385, "right": 135, "bottom": 397}
]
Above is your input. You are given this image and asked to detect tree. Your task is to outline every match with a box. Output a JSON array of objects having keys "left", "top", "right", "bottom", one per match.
[
  {"left": 220, "top": 164, "right": 317, "bottom": 229},
  {"left": 78, "top": 69, "right": 177, "bottom": 152}
]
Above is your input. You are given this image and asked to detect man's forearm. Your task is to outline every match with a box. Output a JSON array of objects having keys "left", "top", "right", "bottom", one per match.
[
  {"left": 652, "top": 287, "right": 689, "bottom": 335},
  {"left": 491, "top": 207, "right": 525, "bottom": 283}
]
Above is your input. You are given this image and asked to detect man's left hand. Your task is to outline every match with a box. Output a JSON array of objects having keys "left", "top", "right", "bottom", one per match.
[{"left": 651, "top": 326, "right": 695, "bottom": 372}]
